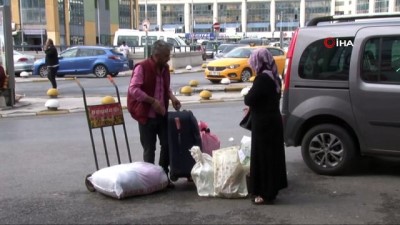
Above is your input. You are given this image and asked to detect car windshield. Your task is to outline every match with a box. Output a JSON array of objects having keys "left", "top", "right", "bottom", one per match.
[
  {"left": 222, "top": 44, "right": 246, "bottom": 54},
  {"left": 224, "top": 47, "right": 254, "bottom": 58}
]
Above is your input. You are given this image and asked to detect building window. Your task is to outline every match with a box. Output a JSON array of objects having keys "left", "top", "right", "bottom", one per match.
[
  {"left": 305, "top": 0, "right": 331, "bottom": 24},
  {"left": 20, "top": 0, "right": 46, "bottom": 25},
  {"left": 247, "top": 2, "right": 270, "bottom": 32},
  {"left": 375, "top": 0, "right": 389, "bottom": 13},
  {"left": 217, "top": 3, "right": 241, "bottom": 33},
  {"left": 276, "top": 1, "right": 301, "bottom": 32},
  {"left": 139, "top": 4, "right": 157, "bottom": 31},
  {"left": 161, "top": 4, "right": 184, "bottom": 33},
  {"left": 193, "top": 4, "right": 213, "bottom": 33},
  {"left": 69, "top": 0, "right": 84, "bottom": 44},
  {"left": 356, "top": 0, "right": 369, "bottom": 13},
  {"left": 119, "top": 0, "right": 131, "bottom": 29},
  {"left": 396, "top": 0, "right": 400, "bottom": 11}
]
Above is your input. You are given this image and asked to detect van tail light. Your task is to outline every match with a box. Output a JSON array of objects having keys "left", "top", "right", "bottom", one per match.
[
  {"left": 17, "top": 57, "right": 28, "bottom": 62},
  {"left": 283, "top": 28, "right": 299, "bottom": 91},
  {"left": 108, "top": 55, "right": 120, "bottom": 60}
]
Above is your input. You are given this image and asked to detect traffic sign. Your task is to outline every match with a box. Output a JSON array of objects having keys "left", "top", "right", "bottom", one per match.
[{"left": 213, "top": 22, "right": 220, "bottom": 31}]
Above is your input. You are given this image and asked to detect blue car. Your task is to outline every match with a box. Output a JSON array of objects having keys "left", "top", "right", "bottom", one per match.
[{"left": 33, "top": 46, "right": 130, "bottom": 78}]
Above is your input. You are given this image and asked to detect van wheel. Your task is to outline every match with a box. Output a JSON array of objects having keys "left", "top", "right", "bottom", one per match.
[
  {"left": 240, "top": 69, "right": 252, "bottom": 82},
  {"left": 301, "top": 124, "right": 356, "bottom": 175},
  {"left": 94, "top": 65, "right": 108, "bottom": 78}
]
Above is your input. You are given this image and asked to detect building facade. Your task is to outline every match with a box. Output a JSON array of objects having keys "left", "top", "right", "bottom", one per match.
[
  {"left": 8, "top": 0, "right": 138, "bottom": 46},
  {"left": 138, "top": 0, "right": 400, "bottom": 39},
  {"left": 2, "top": 0, "right": 400, "bottom": 47}
]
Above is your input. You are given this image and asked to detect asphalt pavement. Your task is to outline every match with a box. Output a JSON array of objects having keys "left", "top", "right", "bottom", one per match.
[{"left": 0, "top": 66, "right": 250, "bottom": 118}]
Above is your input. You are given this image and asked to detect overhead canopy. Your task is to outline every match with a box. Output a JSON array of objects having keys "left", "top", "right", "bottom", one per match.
[
  {"left": 194, "top": 24, "right": 212, "bottom": 29},
  {"left": 220, "top": 23, "right": 240, "bottom": 29},
  {"left": 162, "top": 24, "right": 184, "bottom": 29},
  {"left": 275, "top": 21, "right": 299, "bottom": 28},
  {"left": 23, "top": 29, "right": 46, "bottom": 35},
  {"left": 247, "top": 22, "right": 270, "bottom": 28}
]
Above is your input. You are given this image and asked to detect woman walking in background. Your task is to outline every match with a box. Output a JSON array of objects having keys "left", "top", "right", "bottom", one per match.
[
  {"left": 44, "top": 39, "right": 59, "bottom": 89},
  {"left": 244, "top": 48, "right": 288, "bottom": 205}
]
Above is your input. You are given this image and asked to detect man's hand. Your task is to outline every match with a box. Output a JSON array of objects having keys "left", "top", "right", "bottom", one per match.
[
  {"left": 171, "top": 98, "right": 181, "bottom": 111},
  {"left": 151, "top": 99, "right": 166, "bottom": 116}
]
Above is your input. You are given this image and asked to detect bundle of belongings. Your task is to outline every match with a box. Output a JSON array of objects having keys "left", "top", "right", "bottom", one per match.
[
  {"left": 87, "top": 162, "right": 168, "bottom": 199},
  {"left": 190, "top": 136, "right": 251, "bottom": 198}
]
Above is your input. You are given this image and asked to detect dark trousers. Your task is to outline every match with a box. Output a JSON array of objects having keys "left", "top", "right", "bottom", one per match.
[
  {"left": 138, "top": 115, "right": 170, "bottom": 174},
  {"left": 47, "top": 66, "right": 58, "bottom": 89}
]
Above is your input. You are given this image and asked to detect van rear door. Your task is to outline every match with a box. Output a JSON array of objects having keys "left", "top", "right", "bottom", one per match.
[{"left": 351, "top": 27, "right": 400, "bottom": 154}]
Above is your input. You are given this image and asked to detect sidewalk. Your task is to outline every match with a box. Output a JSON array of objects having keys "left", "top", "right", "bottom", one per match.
[{"left": 0, "top": 66, "right": 251, "bottom": 118}]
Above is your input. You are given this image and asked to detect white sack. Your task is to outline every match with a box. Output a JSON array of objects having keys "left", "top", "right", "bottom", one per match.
[
  {"left": 88, "top": 162, "right": 168, "bottom": 199},
  {"left": 238, "top": 135, "right": 251, "bottom": 174},
  {"left": 190, "top": 146, "right": 215, "bottom": 197},
  {"left": 213, "top": 146, "right": 248, "bottom": 198}
]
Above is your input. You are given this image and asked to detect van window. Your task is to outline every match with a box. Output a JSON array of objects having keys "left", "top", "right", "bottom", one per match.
[
  {"left": 166, "top": 37, "right": 179, "bottom": 47},
  {"left": 141, "top": 36, "right": 158, "bottom": 46},
  {"left": 298, "top": 37, "right": 353, "bottom": 81},
  {"left": 118, "top": 36, "right": 139, "bottom": 47},
  {"left": 361, "top": 37, "right": 400, "bottom": 83}
]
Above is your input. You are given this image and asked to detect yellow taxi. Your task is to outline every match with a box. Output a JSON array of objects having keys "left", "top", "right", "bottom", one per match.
[{"left": 204, "top": 46, "right": 286, "bottom": 83}]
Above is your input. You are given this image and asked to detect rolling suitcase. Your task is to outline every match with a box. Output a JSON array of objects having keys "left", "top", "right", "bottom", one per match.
[{"left": 168, "top": 110, "right": 202, "bottom": 181}]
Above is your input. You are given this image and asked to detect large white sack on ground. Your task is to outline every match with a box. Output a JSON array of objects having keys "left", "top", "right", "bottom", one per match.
[
  {"left": 190, "top": 146, "right": 215, "bottom": 197},
  {"left": 88, "top": 162, "right": 168, "bottom": 199},
  {"left": 213, "top": 146, "right": 248, "bottom": 198}
]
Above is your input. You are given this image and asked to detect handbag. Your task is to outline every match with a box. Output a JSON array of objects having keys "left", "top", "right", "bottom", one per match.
[{"left": 239, "top": 109, "right": 252, "bottom": 130}]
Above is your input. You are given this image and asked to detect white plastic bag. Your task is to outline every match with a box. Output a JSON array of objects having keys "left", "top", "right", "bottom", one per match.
[
  {"left": 238, "top": 135, "right": 251, "bottom": 174},
  {"left": 190, "top": 146, "right": 215, "bottom": 197},
  {"left": 88, "top": 162, "right": 168, "bottom": 199},
  {"left": 213, "top": 146, "right": 248, "bottom": 198}
]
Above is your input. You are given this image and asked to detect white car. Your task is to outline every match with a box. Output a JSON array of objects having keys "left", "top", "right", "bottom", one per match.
[{"left": 13, "top": 50, "right": 35, "bottom": 75}]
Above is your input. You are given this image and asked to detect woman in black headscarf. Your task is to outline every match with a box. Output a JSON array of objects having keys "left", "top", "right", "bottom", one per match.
[{"left": 244, "top": 48, "right": 288, "bottom": 205}]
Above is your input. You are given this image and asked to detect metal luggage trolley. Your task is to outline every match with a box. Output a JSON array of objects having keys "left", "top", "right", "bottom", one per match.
[{"left": 76, "top": 75, "right": 132, "bottom": 192}]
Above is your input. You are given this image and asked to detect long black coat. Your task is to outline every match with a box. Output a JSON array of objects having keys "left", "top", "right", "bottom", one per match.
[{"left": 244, "top": 73, "right": 288, "bottom": 200}]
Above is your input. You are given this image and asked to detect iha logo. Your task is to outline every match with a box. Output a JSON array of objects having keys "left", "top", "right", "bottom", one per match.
[{"left": 324, "top": 37, "right": 354, "bottom": 48}]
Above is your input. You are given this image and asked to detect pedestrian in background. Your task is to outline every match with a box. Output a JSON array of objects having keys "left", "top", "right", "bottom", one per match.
[
  {"left": 127, "top": 40, "right": 181, "bottom": 188},
  {"left": 119, "top": 41, "right": 130, "bottom": 58},
  {"left": 44, "top": 39, "right": 59, "bottom": 89},
  {"left": 244, "top": 48, "right": 288, "bottom": 205}
]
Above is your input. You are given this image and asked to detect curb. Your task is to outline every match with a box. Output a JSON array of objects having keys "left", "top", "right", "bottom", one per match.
[{"left": 0, "top": 95, "right": 243, "bottom": 118}]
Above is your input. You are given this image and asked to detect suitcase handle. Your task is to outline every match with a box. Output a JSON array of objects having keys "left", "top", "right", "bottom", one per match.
[{"left": 174, "top": 117, "right": 181, "bottom": 130}]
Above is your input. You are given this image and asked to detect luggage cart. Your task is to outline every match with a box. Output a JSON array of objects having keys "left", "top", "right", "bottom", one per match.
[{"left": 76, "top": 75, "right": 132, "bottom": 192}]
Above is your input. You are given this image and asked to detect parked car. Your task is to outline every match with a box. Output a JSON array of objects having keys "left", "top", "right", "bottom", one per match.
[
  {"left": 202, "top": 41, "right": 223, "bottom": 60},
  {"left": 214, "top": 43, "right": 248, "bottom": 59},
  {"left": 13, "top": 50, "right": 35, "bottom": 75},
  {"left": 33, "top": 46, "right": 130, "bottom": 78},
  {"left": 205, "top": 46, "right": 286, "bottom": 83},
  {"left": 282, "top": 14, "right": 400, "bottom": 175}
]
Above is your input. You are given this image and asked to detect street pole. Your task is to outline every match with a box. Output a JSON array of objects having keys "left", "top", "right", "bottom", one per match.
[
  {"left": 280, "top": 11, "right": 283, "bottom": 49},
  {"left": 145, "top": 0, "right": 148, "bottom": 58},
  {"left": 97, "top": 0, "right": 101, "bottom": 45},
  {"left": 19, "top": 0, "right": 24, "bottom": 51},
  {"left": 191, "top": 0, "right": 194, "bottom": 46}
]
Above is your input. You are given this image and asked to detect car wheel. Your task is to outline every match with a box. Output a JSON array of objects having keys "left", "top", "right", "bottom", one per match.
[
  {"left": 111, "top": 72, "right": 119, "bottom": 77},
  {"left": 240, "top": 69, "right": 252, "bottom": 82},
  {"left": 39, "top": 65, "right": 47, "bottom": 78},
  {"left": 301, "top": 124, "right": 357, "bottom": 175},
  {"left": 94, "top": 64, "right": 108, "bottom": 78}
]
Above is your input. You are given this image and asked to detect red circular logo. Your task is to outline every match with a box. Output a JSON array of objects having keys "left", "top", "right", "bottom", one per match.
[{"left": 324, "top": 37, "right": 335, "bottom": 48}]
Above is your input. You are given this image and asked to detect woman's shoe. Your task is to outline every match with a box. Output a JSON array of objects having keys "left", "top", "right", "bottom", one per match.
[{"left": 252, "top": 196, "right": 274, "bottom": 205}]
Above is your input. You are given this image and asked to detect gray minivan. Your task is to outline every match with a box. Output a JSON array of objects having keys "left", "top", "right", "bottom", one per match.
[{"left": 282, "top": 14, "right": 400, "bottom": 175}]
